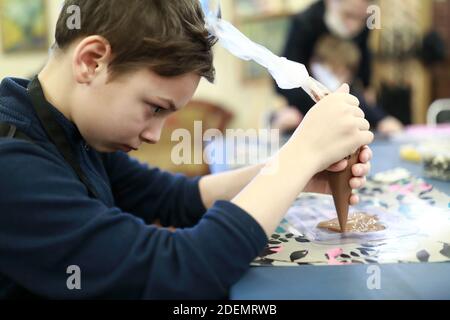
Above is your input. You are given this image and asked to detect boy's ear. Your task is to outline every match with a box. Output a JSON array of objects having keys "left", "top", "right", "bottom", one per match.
[{"left": 73, "top": 36, "right": 112, "bottom": 84}]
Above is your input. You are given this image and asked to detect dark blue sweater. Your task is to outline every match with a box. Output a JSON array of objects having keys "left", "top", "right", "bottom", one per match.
[{"left": 0, "top": 77, "right": 267, "bottom": 299}]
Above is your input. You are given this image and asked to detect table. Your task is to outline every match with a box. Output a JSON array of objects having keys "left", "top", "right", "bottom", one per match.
[{"left": 209, "top": 137, "right": 450, "bottom": 299}]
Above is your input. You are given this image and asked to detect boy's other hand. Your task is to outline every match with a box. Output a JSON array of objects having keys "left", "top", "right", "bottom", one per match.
[
  {"left": 303, "top": 145, "right": 372, "bottom": 205},
  {"left": 272, "top": 107, "right": 303, "bottom": 132},
  {"left": 377, "top": 116, "right": 404, "bottom": 135}
]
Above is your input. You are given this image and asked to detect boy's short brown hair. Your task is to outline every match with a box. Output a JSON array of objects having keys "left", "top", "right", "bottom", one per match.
[
  {"left": 55, "top": 0, "right": 216, "bottom": 82},
  {"left": 312, "top": 35, "right": 361, "bottom": 74}
]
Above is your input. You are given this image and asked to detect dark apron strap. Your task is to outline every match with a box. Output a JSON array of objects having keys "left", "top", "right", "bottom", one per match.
[
  {"left": 0, "top": 123, "right": 33, "bottom": 142},
  {"left": 25, "top": 76, "right": 100, "bottom": 199},
  {"left": 0, "top": 122, "right": 17, "bottom": 138}
]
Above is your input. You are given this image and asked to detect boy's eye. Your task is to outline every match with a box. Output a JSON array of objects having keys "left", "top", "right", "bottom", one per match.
[
  {"left": 153, "top": 106, "right": 163, "bottom": 114},
  {"left": 145, "top": 102, "right": 164, "bottom": 115}
]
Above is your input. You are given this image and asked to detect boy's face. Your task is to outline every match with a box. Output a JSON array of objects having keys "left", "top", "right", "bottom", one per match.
[{"left": 72, "top": 69, "right": 201, "bottom": 153}]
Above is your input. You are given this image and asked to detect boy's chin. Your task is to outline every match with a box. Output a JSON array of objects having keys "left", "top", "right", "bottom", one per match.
[
  {"left": 89, "top": 143, "right": 117, "bottom": 153},
  {"left": 88, "top": 141, "right": 136, "bottom": 153}
]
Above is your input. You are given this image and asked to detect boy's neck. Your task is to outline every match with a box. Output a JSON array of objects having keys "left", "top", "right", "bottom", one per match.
[{"left": 37, "top": 57, "right": 74, "bottom": 122}]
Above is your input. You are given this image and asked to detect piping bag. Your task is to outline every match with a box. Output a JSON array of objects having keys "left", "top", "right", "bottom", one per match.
[
  {"left": 200, "top": 0, "right": 360, "bottom": 232},
  {"left": 328, "top": 149, "right": 361, "bottom": 232}
]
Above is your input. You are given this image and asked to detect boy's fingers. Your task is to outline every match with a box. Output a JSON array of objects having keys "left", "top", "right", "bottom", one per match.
[
  {"left": 349, "top": 176, "right": 366, "bottom": 189},
  {"left": 336, "top": 83, "right": 350, "bottom": 94},
  {"left": 349, "top": 194, "right": 359, "bottom": 205},
  {"left": 326, "top": 142, "right": 373, "bottom": 176},
  {"left": 357, "top": 118, "right": 371, "bottom": 131},
  {"left": 352, "top": 107, "right": 365, "bottom": 118},
  {"left": 327, "top": 159, "right": 348, "bottom": 172},
  {"left": 352, "top": 162, "right": 371, "bottom": 177},
  {"left": 359, "top": 131, "right": 375, "bottom": 147},
  {"left": 345, "top": 95, "right": 360, "bottom": 106},
  {"left": 328, "top": 154, "right": 372, "bottom": 174},
  {"left": 359, "top": 145, "right": 373, "bottom": 163}
]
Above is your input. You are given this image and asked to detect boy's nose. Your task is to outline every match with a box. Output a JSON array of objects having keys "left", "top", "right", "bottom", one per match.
[{"left": 140, "top": 123, "right": 163, "bottom": 144}]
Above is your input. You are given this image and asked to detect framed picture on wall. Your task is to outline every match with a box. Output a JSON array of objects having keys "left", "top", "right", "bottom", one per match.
[
  {"left": 0, "top": 0, "right": 49, "bottom": 54},
  {"left": 233, "top": 0, "right": 294, "bottom": 81},
  {"left": 239, "top": 16, "right": 292, "bottom": 81},
  {"left": 235, "top": 0, "right": 286, "bottom": 18}
]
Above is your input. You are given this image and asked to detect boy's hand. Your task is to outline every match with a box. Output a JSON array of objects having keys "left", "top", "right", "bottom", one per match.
[
  {"left": 303, "top": 145, "right": 372, "bottom": 205},
  {"left": 377, "top": 116, "right": 403, "bottom": 135},
  {"left": 289, "top": 84, "right": 374, "bottom": 174},
  {"left": 231, "top": 85, "right": 373, "bottom": 237},
  {"left": 272, "top": 107, "right": 303, "bottom": 131}
]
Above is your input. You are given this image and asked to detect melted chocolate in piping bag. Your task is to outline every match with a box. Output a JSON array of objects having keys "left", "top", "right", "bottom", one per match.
[{"left": 328, "top": 150, "right": 361, "bottom": 232}]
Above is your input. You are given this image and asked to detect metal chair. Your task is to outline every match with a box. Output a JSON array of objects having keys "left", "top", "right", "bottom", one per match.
[{"left": 427, "top": 99, "right": 450, "bottom": 125}]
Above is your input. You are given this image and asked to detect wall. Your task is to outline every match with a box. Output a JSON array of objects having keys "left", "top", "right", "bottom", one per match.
[{"left": 0, "top": 0, "right": 62, "bottom": 80}]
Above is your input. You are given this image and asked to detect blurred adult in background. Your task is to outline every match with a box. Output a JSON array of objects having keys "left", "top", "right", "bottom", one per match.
[{"left": 274, "top": 0, "right": 403, "bottom": 135}]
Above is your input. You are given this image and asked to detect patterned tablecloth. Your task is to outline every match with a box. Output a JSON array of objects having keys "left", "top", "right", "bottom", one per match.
[{"left": 253, "top": 169, "right": 450, "bottom": 266}]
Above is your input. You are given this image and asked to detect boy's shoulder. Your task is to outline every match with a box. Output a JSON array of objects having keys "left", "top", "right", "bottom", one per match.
[
  {"left": 0, "top": 115, "right": 70, "bottom": 176},
  {"left": 0, "top": 135, "right": 59, "bottom": 167},
  {"left": 0, "top": 136, "right": 83, "bottom": 202},
  {"left": 0, "top": 77, "right": 39, "bottom": 136}
]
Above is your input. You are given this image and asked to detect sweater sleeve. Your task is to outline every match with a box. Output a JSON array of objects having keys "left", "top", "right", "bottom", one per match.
[
  {"left": 0, "top": 141, "right": 267, "bottom": 299},
  {"left": 102, "top": 151, "right": 206, "bottom": 228}
]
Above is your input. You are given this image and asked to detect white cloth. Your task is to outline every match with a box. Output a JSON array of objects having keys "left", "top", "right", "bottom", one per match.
[{"left": 200, "top": 0, "right": 310, "bottom": 90}]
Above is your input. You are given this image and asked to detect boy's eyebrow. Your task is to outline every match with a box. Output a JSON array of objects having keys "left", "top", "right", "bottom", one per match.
[{"left": 157, "top": 97, "right": 178, "bottom": 111}]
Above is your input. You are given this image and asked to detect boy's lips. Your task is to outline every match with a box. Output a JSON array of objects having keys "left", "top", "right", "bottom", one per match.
[{"left": 119, "top": 144, "right": 138, "bottom": 152}]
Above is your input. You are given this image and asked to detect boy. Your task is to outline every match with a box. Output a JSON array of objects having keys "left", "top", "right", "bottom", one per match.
[
  {"left": 272, "top": 35, "right": 403, "bottom": 134},
  {"left": 0, "top": 0, "right": 373, "bottom": 299}
]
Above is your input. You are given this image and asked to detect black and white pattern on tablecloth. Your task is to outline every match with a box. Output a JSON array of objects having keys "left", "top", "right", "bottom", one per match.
[{"left": 252, "top": 170, "right": 450, "bottom": 266}]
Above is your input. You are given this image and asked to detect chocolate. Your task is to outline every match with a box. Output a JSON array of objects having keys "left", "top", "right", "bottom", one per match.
[
  {"left": 317, "top": 212, "right": 386, "bottom": 233},
  {"left": 328, "top": 150, "right": 360, "bottom": 232}
]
